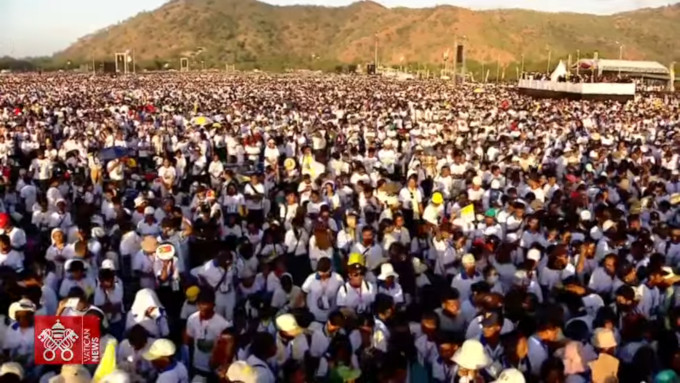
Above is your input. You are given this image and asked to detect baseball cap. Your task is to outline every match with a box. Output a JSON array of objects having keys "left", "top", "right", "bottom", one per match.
[{"left": 143, "top": 339, "right": 176, "bottom": 360}]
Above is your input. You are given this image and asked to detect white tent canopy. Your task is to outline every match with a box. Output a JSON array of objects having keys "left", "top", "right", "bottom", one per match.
[
  {"left": 550, "top": 60, "right": 568, "bottom": 81},
  {"left": 573, "top": 59, "right": 669, "bottom": 75}
]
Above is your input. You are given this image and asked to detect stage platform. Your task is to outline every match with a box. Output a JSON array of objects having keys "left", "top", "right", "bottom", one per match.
[{"left": 517, "top": 79, "right": 636, "bottom": 101}]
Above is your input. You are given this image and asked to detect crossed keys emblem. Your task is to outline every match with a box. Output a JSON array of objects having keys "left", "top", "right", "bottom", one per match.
[{"left": 38, "top": 320, "right": 79, "bottom": 362}]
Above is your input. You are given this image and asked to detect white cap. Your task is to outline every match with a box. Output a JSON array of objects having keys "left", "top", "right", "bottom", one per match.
[
  {"left": 527, "top": 248, "right": 541, "bottom": 262},
  {"left": 226, "top": 361, "right": 257, "bottom": 383},
  {"left": 378, "top": 263, "right": 399, "bottom": 280},
  {"left": 473, "top": 176, "right": 482, "bottom": 186},
  {"left": 602, "top": 220, "right": 616, "bottom": 232},
  {"left": 142, "top": 339, "right": 176, "bottom": 360},
  {"left": 462, "top": 253, "right": 476, "bottom": 265},
  {"left": 144, "top": 206, "right": 155, "bottom": 215},
  {"left": 100, "top": 370, "right": 131, "bottom": 383},
  {"left": 275, "top": 313, "right": 302, "bottom": 334},
  {"left": 579, "top": 210, "right": 592, "bottom": 221},
  {"left": 8, "top": 298, "right": 36, "bottom": 321},
  {"left": 101, "top": 259, "right": 116, "bottom": 270},
  {"left": 492, "top": 368, "right": 526, "bottom": 383},
  {"left": 0, "top": 362, "right": 24, "bottom": 380}
]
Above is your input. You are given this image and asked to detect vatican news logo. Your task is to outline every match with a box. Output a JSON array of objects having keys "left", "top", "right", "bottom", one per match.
[{"left": 34, "top": 316, "right": 101, "bottom": 365}]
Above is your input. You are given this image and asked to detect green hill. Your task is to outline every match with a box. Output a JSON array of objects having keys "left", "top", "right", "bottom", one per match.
[{"left": 54, "top": 0, "right": 680, "bottom": 72}]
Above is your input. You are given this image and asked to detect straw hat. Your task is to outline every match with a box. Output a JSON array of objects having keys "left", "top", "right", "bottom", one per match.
[
  {"left": 141, "top": 236, "right": 159, "bottom": 253},
  {"left": 143, "top": 339, "right": 177, "bottom": 360},
  {"left": 48, "top": 365, "right": 92, "bottom": 383},
  {"left": 451, "top": 339, "right": 492, "bottom": 370},
  {"left": 284, "top": 158, "right": 296, "bottom": 171},
  {"left": 671, "top": 193, "right": 680, "bottom": 205}
]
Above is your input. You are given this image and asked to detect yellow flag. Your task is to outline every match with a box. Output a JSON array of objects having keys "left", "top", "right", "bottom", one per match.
[
  {"left": 460, "top": 204, "right": 475, "bottom": 224},
  {"left": 93, "top": 338, "right": 118, "bottom": 382}
]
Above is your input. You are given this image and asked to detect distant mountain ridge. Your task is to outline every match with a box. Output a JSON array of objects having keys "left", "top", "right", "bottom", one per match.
[{"left": 56, "top": 0, "right": 680, "bottom": 71}]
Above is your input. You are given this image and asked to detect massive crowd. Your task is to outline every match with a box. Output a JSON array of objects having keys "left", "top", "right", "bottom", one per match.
[{"left": 0, "top": 72, "right": 679, "bottom": 383}]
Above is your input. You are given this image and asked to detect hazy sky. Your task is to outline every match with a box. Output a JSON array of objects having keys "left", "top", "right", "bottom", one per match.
[{"left": 0, "top": 0, "right": 675, "bottom": 57}]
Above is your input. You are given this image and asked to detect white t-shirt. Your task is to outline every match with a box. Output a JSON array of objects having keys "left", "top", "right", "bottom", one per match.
[
  {"left": 186, "top": 312, "right": 231, "bottom": 372},
  {"left": 31, "top": 158, "right": 52, "bottom": 180},
  {"left": 156, "top": 361, "right": 189, "bottom": 383},
  {"left": 244, "top": 183, "right": 266, "bottom": 211}
]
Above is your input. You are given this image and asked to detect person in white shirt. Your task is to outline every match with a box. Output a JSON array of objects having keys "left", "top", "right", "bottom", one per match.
[
  {"left": 208, "top": 154, "right": 224, "bottom": 190},
  {"left": 246, "top": 332, "right": 277, "bottom": 383},
  {"left": 195, "top": 251, "right": 238, "bottom": 321},
  {"left": 126, "top": 288, "right": 170, "bottom": 338},
  {"left": 48, "top": 199, "right": 72, "bottom": 231},
  {"left": 337, "top": 254, "right": 376, "bottom": 314},
  {"left": 0, "top": 235, "right": 23, "bottom": 272},
  {"left": 29, "top": 150, "right": 52, "bottom": 190},
  {"left": 184, "top": 289, "right": 232, "bottom": 377},
  {"left": 143, "top": 339, "right": 189, "bottom": 383},
  {"left": 4, "top": 299, "right": 36, "bottom": 369},
  {"left": 376, "top": 263, "right": 405, "bottom": 306},
  {"left": 117, "top": 324, "right": 156, "bottom": 382},
  {"left": 94, "top": 265, "right": 125, "bottom": 339},
  {"left": 451, "top": 254, "right": 483, "bottom": 302},
  {"left": 301, "top": 258, "right": 344, "bottom": 322},
  {"left": 244, "top": 177, "right": 267, "bottom": 226}
]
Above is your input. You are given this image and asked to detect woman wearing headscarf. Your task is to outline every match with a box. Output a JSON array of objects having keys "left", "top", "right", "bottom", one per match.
[
  {"left": 125, "top": 288, "right": 170, "bottom": 338},
  {"left": 44, "top": 228, "right": 74, "bottom": 280}
]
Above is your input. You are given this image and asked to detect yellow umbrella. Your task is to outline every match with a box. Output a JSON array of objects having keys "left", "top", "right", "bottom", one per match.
[
  {"left": 195, "top": 116, "right": 207, "bottom": 125},
  {"left": 473, "top": 88, "right": 484, "bottom": 93}
]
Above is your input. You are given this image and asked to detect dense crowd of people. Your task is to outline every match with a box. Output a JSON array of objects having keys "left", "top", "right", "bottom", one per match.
[{"left": 0, "top": 72, "right": 679, "bottom": 383}]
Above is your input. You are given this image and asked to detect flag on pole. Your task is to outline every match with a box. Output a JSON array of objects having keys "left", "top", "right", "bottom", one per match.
[{"left": 443, "top": 49, "right": 450, "bottom": 62}]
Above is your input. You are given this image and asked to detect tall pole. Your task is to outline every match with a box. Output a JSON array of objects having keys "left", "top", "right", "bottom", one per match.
[
  {"left": 576, "top": 49, "right": 580, "bottom": 76},
  {"left": 452, "top": 36, "right": 458, "bottom": 86},
  {"left": 132, "top": 50, "right": 136, "bottom": 74},
  {"left": 496, "top": 55, "right": 500, "bottom": 83},
  {"left": 520, "top": 54, "right": 525, "bottom": 78},
  {"left": 374, "top": 34, "right": 378, "bottom": 68}
]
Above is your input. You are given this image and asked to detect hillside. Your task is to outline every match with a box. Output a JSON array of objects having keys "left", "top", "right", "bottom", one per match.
[{"left": 55, "top": 0, "right": 680, "bottom": 72}]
